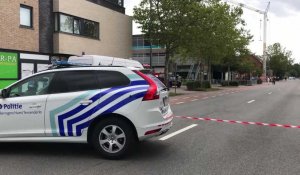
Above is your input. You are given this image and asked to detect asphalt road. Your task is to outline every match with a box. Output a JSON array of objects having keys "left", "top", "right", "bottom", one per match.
[{"left": 1, "top": 80, "right": 300, "bottom": 175}]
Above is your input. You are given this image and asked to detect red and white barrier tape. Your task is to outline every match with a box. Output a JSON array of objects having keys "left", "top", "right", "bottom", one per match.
[{"left": 175, "top": 116, "right": 300, "bottom": 129}]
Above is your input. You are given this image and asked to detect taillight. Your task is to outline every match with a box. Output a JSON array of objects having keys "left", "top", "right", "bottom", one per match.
[
  {"left": 145, "top": 128, "right": 162, "bottom": 135},
  {"left": 134, "top": 70, "right": 160, "bottom": 101}
]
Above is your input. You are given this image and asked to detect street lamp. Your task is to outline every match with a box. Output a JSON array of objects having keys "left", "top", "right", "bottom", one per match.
[{"left": 149, "top": 0, "right": 153, "bottom": 69}]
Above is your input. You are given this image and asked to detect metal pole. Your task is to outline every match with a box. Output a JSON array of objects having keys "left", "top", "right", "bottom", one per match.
[
  {"left": 175, "top": 63, "right": 177, "bottom": 94},
  {"left": 262, "top": 13, "right": 267, "bottom": 79},
  {"left": 263, "top": 2, "right": 270, "bottom": 79},
  {"left": 149, "top": 0, "right": 153, "bottom": 68}
]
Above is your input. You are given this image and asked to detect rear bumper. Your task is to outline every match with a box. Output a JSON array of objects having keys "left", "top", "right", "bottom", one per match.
[{"left": 137, "top": 112, "right": 173, "bottom": 141}]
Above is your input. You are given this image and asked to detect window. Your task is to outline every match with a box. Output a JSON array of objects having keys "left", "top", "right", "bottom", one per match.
[
  {"left": 55, "top": 13, "right": 99, "bottom": 39},
  {"left": 49, "top": 71, "right": 130, "bottom": 94},
  {"left": 74, "top": 19, "right": 80, "bottom": 34},
  {"left": 144, "top": 39, "right": 151, "bottom": 47},
  {"left": 9, "top": 73, "right": 54, "bottom": 98},
  {"left": 95, "top": 71, "right": 130, "bottom": 88},
  {"left": 60, "top": 14, "right": 73, "bottom": 33},
  {"left": 20, "top": 5, "right": 33, "bottom": 28},
  {"left": 105, "top": 0, "right": 124, "bottom": 6},
  {"left": 51, "top": 71, "right": 99, "bottom": 93}
]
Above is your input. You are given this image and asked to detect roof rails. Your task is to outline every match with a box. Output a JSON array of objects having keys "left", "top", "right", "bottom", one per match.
[{"left": 47, "top": 60, "right": 124, "bottom": 70}]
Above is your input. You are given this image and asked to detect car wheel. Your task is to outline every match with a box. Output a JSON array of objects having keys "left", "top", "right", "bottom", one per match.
[{"left": 91, "top": 117, "right": 136, "bottom": 159}]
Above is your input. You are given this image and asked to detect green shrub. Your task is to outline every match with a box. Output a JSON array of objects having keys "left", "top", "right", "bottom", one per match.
[
  {"left": 238, "top": 80, "right": 247, "bottom": 85},
  {"left": 257, "top": 79, "right": 263, "bottom": 84},
  {"left": 182, "top": 79, "right": 188, "bottom": 86},
  {"left": 203, "top": 81, "right": 211, "bottom": 89},
  {"left": 238, "top": 80, "right": 254, "bottom": 86},
  {"left": 186, "top": 81, "right": 211, "bottom": 90},
  {"left": 229, "top": 81, "right": 239, "bottom": 86},
  {"left": 221, "top": 81, "right": 239, "bottom": 86}
]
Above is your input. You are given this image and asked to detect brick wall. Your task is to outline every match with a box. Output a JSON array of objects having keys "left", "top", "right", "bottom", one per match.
[
  {"left": 0, "top": 0, "right": 39, "bottom": 52},
  {"left": 39, "top": 0, "right": 53, "bottom": 53}
]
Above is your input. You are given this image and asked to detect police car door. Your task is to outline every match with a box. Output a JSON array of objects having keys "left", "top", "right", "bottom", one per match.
[
  {"left": 0, "top": 73, "right": 54, "bottom": 137},
  {"left": 44, "top": 70, "right": 100, "bottom": 137}
]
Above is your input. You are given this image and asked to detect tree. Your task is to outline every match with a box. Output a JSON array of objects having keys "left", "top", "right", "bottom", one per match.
[
  {"left": 267, "top": 43, "right": 293, "bottom": 78},
  {"left": 288, "top": 63, "right": 300, "bottom": 77},
  {"left": 133, "top": 0, "right": 199, "bottom": 85},
  {"left": 178, "top": 0, "right": 252, "bottom": 82}
]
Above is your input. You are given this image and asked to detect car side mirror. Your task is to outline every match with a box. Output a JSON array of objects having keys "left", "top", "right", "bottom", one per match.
[{"left": 0, "top": 89, "right": 9, "bottom": 98}]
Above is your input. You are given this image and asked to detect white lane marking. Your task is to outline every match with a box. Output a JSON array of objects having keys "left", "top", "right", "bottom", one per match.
[
  {"left": 191, "top": 99, "right": 199, "bottom": 102},
  {"left": 159, "top": 124, "right": 198, "bottom": 141},
  {"left": 183, "top": 97, "right": 190, "bottom": 99},
  {"left": 193, "top": 96, "right": 199, "bottom": 98},
  {"left": 247, "top": 100, "right": 255, "bottom": 104},
  {"left": 212, "top": 96, "right": 216, "bottom": 98},
  {"left": 268, "top": 92, "right": 272, "bottom": 95},
  {"left": 231, "top": 92, "right": 235, "bottom": 94},
  {"left": 202, "top": 97, "right": 209, "bottom": 100},
  {"left": 176, "top": 102, "right": 185, "bottom": 105}
]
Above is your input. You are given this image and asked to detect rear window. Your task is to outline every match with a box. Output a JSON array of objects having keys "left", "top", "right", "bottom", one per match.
[
  {"left": 95, "top": 71, "right": 130, "bottom": 88},
  {"left": 51, "top": 71, "right": 99, "bottom": 93},
  {"left": 50, "top": 70, "right": 130, "bottom": 94},
  {"left": 145, "top": 74, "right": 167, "bottom": 90}
]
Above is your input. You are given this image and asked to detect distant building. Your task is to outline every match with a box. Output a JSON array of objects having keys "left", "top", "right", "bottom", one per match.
[
  {"left": 132, "top": 34, "right": 166, "bottom": 75},
  {"left": 132, "top": 34, "right": 196, "bottom": 77}
]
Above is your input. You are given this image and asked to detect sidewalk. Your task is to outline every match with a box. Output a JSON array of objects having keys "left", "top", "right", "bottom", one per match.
[{"left": 169, "top": 83, "right": 267, "bottom": 96}]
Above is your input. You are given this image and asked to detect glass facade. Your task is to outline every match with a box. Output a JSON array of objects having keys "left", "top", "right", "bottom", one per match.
[
  {"left": 132, "top": 35, "right": 166, "bottom": 67},
  {"left": 106, "top": 0, "right": 124, "bottom": 6}
]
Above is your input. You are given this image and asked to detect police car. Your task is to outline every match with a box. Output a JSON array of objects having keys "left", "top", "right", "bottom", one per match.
[{"left": 0, "top": 61, "right": 173, "bottom": 159}]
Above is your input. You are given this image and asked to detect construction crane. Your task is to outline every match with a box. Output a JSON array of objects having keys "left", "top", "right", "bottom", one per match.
[{"left": 226, "top": 0, "right": 270, "bottom": 79}]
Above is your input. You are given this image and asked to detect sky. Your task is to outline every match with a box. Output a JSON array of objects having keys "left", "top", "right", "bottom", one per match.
[{"left": 124, "top": 0, "right": 300, "bottom": 63}]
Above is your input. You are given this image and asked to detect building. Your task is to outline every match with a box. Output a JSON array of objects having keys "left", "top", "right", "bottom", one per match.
[
  {"left": 247, "top": 55, "right": 263, "bottom": 71},
  {"left": 132, "top": 34, "right": 166, "bottom": 75},
  {"left": 0, "top": 0, "right": 132, "bottom": 88},
  {"left": 212, "top": 54, "right": 263, "bottom": 82},
  {"left": 132, "top": 34, "right": 196, "bottom": 78}
]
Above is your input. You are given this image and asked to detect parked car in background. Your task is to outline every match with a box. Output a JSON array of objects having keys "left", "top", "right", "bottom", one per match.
[{"left": 169, "top": 75, "right": 182, "bottom": 88}]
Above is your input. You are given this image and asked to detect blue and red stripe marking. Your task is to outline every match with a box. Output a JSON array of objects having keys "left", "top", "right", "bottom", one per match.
[{"left": 52, "top": 80, "right": 148, "bottom": 136}]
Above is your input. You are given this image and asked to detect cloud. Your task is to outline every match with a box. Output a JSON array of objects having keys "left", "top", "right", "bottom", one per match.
[
  {"left": 246, "top": 0, "right": 300, "bottom": 17},
  {"left": 124, "top": 0, "right": 141, "bottom": 16}
]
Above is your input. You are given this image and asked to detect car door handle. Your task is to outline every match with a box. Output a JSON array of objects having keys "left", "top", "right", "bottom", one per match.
[
  {"left": 29, "top": 104, "right": 42, "bottom": 108},
  {"left": 80, "top": 100, "right": 93, "bottom": 106}
]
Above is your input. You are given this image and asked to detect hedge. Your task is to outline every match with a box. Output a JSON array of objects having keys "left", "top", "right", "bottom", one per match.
[
  {"left": 186, "top": 81, "right": 211, "bottom": 90},
  {"left": 221, "top": 81, "right": 239, "bottom": 86},
  {"left": 257, "top": 79, "right": 263, "bottom": 84}
]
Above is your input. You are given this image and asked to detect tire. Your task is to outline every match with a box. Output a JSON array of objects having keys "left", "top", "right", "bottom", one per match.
[{"left": 90, "top": 117, "right": 136, "bottom": 159}]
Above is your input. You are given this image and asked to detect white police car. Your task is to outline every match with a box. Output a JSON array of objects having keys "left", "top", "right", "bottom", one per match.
[{"left": 0, "top": 65, "right": 173, "bottom": 159}]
